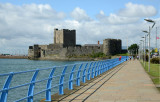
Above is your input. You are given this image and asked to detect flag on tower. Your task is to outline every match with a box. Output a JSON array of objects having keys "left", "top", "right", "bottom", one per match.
[{"left": 156, "top": 37, "right": 159, "bottom": 39}]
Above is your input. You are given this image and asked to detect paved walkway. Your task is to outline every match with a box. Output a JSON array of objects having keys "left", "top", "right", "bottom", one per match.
[{"left": 60, "top": 60, "right": 160, "bottom": 102}]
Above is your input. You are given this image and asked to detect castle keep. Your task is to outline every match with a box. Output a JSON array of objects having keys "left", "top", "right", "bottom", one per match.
[
  {"left": 54, "top": 28, "right": 76, "bottom": 47},
  {"left": 28, "top": 28, "right": 122, "bottom": 60}
]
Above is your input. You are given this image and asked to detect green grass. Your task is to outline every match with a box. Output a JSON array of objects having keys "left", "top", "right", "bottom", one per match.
[
  {"left": 141, "top": 60, "right": 160, "bottom": 84},
  {"left": 116, "top": 53, "right": 128, "bottom": 56},
  {"left": 152, "top": 78, "right": 160, "bottom": 84}
]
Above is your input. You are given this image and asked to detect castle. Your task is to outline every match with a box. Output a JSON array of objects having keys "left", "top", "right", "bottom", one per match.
[{"left": 28, "top": 28, "right": 122, "bottom": 60}]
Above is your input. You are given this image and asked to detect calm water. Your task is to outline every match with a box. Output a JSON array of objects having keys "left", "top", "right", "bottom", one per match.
[
  {"left": 0, "top": 59, "right": 86, "bottom": 102},
  {"left": 0, "top": 59, "right": 84, "bottom": 74}
]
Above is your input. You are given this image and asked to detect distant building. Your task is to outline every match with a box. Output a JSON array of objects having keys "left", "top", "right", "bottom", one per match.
[{"left": 28, "top": 28, "right": 122, "bottom": 60}]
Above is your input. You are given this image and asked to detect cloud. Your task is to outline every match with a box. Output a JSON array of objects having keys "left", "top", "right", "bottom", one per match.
[
  {"left": 96, "top": 2, "right": 157, "bottom": 25},
  {"left": 0, "top": 3, "right": 66, "bottom": 54},
  {"left": 0, "top": 3, "right": 66, "bottom": 41},
  {"left": 70, "top": 7, "right": 92, "bottom": 22},
  {"left": 118, "top": 2, "right": 157, "bottom": 17},
  {"left": 96, "top": 11, "right": 139, "bottom": 24}
]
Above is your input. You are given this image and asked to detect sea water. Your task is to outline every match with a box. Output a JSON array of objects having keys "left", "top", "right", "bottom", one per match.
[{"left": 0, "top": 59, "right": 85, "bottom": 102}]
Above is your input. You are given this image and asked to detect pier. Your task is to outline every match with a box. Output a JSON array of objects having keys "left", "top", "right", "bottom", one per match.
[{"left": 0, "top": 57, "right": 160, "bottom": 102}]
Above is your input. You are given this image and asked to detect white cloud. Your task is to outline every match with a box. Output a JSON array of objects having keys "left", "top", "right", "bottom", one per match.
[
  {"left": 70, "top": 7, "right": 92, "bottom": 22},
  {"left": 100, "top": 10, "right": 105, "bottom": 15},
  {"left": 0, "top": 3, "right": 66, "bottom": 54},
  {"left": 97, "top": 12, "right": 139, "bottom": 24},
  {"left": 0, "top": 3, "right": 66, "bottom": 40},
  {"left": 118, "top": 2, "right": 157, "bottom": 17}
]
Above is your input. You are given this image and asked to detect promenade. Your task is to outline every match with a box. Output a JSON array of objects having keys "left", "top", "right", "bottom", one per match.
[{"left": 59, "top": 60, "right": 160, "bottom": 102}]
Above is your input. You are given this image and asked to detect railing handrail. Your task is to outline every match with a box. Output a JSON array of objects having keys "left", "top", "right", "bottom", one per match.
[{"left": 0, "top": 56, "right": 128, "bottom": 102}]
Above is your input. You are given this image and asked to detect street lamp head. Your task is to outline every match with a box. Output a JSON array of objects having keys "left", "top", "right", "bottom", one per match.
[
  {"left": 143, "top": 30, "right": 148, "bottom": 33},
  {"left": 144, "top": 19, "right": 155, "bottom": 23},
  {"left": 144, "top": 18, "right": 155, "bottom": 28},
  {"left": 142, "top": 37, "right": 145, "bottom": 38}
]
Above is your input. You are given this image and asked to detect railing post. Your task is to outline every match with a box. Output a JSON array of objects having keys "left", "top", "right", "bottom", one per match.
[
  {"left": 113, "top": 59, "right": 116, "bottom": 67},
  {"left": 115, "top": 59, "right": 117, "bottom": 66},
  {"left": 104, "top": 60, "right": 108, "bottom": 72},
  {"left": 116, "top": 58, "right": 118, "bottom": 65},
  {"left": 59, "top": 66, "right": 67, "bottom": 95},
  {"left": 98, "top": 61, "right": 102, "bottom": 75},
  {"left": 87, "top": 62, "right": 95, "bottom": 80},
  {"left": 101, "top": 61, "right": 103, "bottom": 74},
  {"left": 101, "top": 61, "right": 104, "bottom": 74},
  {"left": 94, "top": 62, "right": 99, "bottom": 77},
  {"left": 108, "top": 60, "right": 111, "bottom": 70},
  {"left": 69, "top": 65, "right": 76, "bottom": 90},
  {"left": 111, "top": 60, "right": 114, "bottom": 68},
  {"left": 91, "top": 62, "right": 98, "bottom": 78},
  {"left": 103, "top": 61, "right": 106, "bottom": 72},
  {"left": 118, "top": 58, "right": 120, "bottom": 65},
  {"left": 116, "top": 58, "right": 119, "bottom": 66},
  {"left": 114, "top": 59, "right": 116, "bottom": 67},
  {"left": 46, "top": 67, "right": 56, "bottom": 101},
  {"left": 119, "top": 58, "right": 121, "bottom": 65},
  {"left": 82, "top": 63, "right": 88, "bottom": 83},
  {"left": 105, "top": 61, "right": 108, "bottom": 72},
  {"left": 27, "top": 70, "right": 39, "bottom": 102},
  {"left": 76, "top": 64, "right": 83, "bottom": 86},
  {"left": 0, "top": 72, "right": 14, "bottom": 102}
]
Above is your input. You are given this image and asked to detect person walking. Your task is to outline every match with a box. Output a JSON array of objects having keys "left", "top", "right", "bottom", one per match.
[
  {"left": 119, "top": 56, "right": 122, "bottom": 61},
  {"left": 129, "top": 56, "right": 132, "bottom": 60}
]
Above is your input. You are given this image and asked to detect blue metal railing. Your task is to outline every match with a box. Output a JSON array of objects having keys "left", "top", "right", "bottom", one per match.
[{"left": 0, "top": 56, "right": 128, "bottom": 102}]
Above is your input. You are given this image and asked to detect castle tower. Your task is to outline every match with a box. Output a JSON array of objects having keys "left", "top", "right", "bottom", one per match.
[
  {"left": 53, "top": 28, "right": 76, "bottom": 47},
  {"left": 103, "top": 39, "right": 111, "bottom": 55},
  {"left": 103, "top": 39, "right": 122, "bottom": 55}
]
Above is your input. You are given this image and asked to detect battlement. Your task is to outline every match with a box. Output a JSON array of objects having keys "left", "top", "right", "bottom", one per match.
[{"left": 54, "top": 28, "right": 75, "bottom": 32}]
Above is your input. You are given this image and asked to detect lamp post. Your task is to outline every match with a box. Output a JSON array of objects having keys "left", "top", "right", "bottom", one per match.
[
  {"left": 144, "top": 19, "right": 156, "bottom": 72},
  {"left": 139, "top": 43, "right": 141, "bottom": 60},
  {"left": 142, "top": 35, "right": 146, "bottom": 67},
  {"left": 138, "top": 44, "right": 140, "bottom": 60},
  {"left": 140, "top": 40, "right": 144, "bottom": 66}
]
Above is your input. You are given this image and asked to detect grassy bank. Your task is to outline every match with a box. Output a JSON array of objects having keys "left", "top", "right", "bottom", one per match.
[
  {"left": 116, "top": 53, "right": 128, "bottom": 56},
  {"left": 140, "top": 60, "right": 160, "bottom": 85}
]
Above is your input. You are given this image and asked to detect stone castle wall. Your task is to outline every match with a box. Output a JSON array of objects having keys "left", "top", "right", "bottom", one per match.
[
  {"left": 28, "top": 28, "right": 122, "bottom": 60},
  {"left": 28, "top": 44, "right": 103, "bottom": 59},
  {"left": 66, "top": 45, "right": 103, "bottom": 57}
]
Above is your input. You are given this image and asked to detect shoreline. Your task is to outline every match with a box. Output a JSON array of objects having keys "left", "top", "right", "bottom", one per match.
[
  {"left": 0, "top": 55, "right": 120, "bottom": 61},
  {"left": 29, "top": 57, "right": 110, "bottom": 61},
  {"left": 28, "top": 55, "right": 114, "bottom": 61},
  {"left": 0, "top": 55, "right": 28, "bottom": 59}
]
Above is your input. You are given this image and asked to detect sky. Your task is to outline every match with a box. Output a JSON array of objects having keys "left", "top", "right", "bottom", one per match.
[{"left": 0, "top": 0, "right": 160, "bottom": 55}]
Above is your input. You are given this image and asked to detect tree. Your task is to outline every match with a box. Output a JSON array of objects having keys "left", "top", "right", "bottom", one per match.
[{"left": 128, "top": 44, "right": 139, "bottom": 55}]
